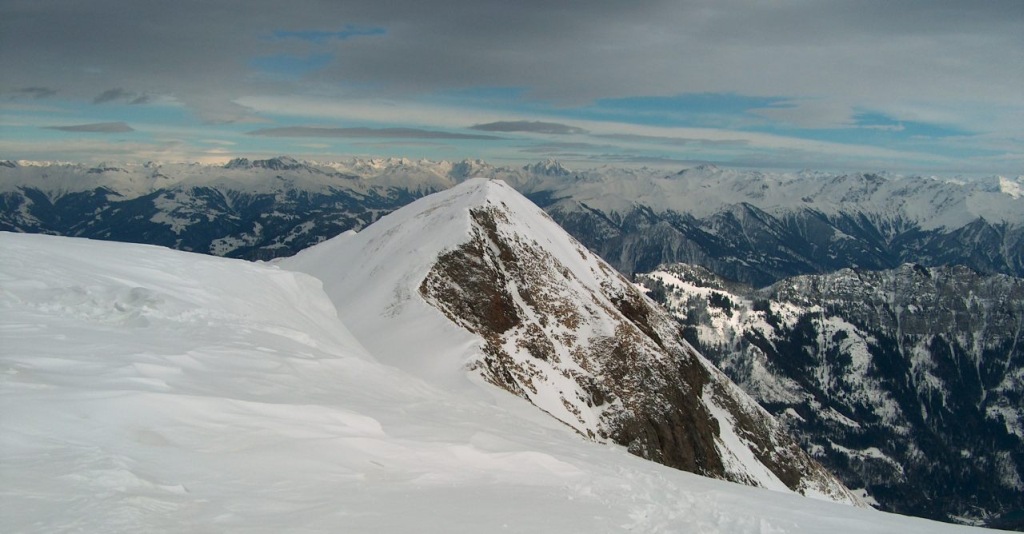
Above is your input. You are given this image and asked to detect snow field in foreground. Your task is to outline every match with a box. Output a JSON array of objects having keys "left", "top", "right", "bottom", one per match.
[{"left": 0, "top": 232, "right": 995, "bottom": 533}]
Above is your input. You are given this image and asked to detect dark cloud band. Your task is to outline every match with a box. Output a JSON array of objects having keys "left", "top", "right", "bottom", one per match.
[
  {"left": 471, "top": 121, "right": 588, "bottom": 135},
  {"left": 248, "top": 126, "right": 501, "bottom": 140},
  {"left": 44, "top": 122, "right": 135, "bottom": 133}
]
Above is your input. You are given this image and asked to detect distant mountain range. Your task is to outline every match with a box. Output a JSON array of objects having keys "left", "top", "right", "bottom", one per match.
[
  {"left": 636, "top": 263, "right": 1023, "bottom": 527},
  {"left": 2, "top": 157, "right": 1022, "bottom": 285}
]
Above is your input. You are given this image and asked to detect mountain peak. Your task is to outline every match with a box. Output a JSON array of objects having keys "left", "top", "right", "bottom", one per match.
[
  {"left": 448, "top": 158, "right": 494, "bottom": 179},
  {"left": 224, "top": 155, "right": 306, "bottom": 171},
  {"left": 677, "top": 163, "right": 721, "bottom": 176},
  {"left": 524, "top": 159, "right": 572, "bottom": 177},
  {"left": 283, "top": 179, "right": 860, "bottom": 504}
]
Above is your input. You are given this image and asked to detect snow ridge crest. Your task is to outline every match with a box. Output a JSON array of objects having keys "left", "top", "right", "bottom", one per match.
[{"left": 286, "top": 179, "right": 861, "bottom": 505}]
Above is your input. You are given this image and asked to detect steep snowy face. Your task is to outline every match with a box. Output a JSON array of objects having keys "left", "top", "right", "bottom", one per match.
[
  {"left": 284, "top": 179, "right": 859, "bottom": 503},
  {"left": 637, "top": 263, "right": 1024, "bottom": 528}
]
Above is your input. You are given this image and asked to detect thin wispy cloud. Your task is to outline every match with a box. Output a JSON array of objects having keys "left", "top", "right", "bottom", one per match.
[
  {"left": 270, "top": 24, "right": 387, "bottom": 44},
  {"left": 471, "top": 121, "right": 588, "bottom": 135},
  {"left": 15, "top": 87, "right": 57, "bottom": 99},
  {"left": 91, "top": 88, "right": 153, "bottom": 106},
  {"left": 248, "top": 126, "right": 501, "bottom": 140},
  {"left": 519, "top": 141, "right": 610, "bottom": 153},
  {"left": 44, "top": 122, "right": 135, "bottom": 133},
  {"left": 93, "top": 89, "right": 131, "bottom": 105}
]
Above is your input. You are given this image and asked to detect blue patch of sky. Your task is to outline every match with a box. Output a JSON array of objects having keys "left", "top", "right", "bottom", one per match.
[
  {"left": 558, "top": 93, "right": 788, "bottom": 129},
  {"left": 101, "top": 101, "right": 197, "bottom": 127},
  {"left": 428, "top": 90, "right": 785, "bottom": 130},
  {"left": 850, "top": 111, "right": 966, "bottom": 138},
  {"left": 270, "top": 24, "right": 387, "bottom": 44},
  {"left": 426, "top": 88, "right": 1000, "bottom": 160},
  {"left": 425, "top": 86, "right": 531, "bottom": 113},
  {"left": 753, "top": 111, "right": 997, "bottom": 159},
  {"left": 250, "top": 53, "right": 333, "bottom": 78},
  {"left": 439, "top": 86, "right": 530, "bottom": 102}
]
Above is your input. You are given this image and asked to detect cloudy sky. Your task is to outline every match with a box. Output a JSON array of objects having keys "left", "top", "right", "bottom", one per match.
[{"left": 2, "top": 0, "right": 1021, "bottom": 173}]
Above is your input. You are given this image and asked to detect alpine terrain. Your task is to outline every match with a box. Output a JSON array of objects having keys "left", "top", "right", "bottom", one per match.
[
  {"left": 282, "top": 178, "right": 859, "bottom": 500},
  {"left": 3, "top": 158, "right": 1022, "bottom": 286},
  {"left": 0, "top": 157, "right": 447, "bottom": 260},
  {"left": 636, "top": 263, "right": 1024, "bottom": 528},
  {"left": 507, "top": 163, "right": 1024, "bottom": 286},
  {"left": 1, "top": 229, "right": 993, "bottom": 533},
  {"left": 3, "top": 157, "right": 1023, "bottom": 529}
]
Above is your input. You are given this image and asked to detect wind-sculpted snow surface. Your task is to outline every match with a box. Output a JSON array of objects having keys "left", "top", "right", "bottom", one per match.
[
  {"left": 283, "top": 179, "right": 859, "bottom": 503},
  {"left": 637, "top": 263, "right": 1024, "bottom": 528},
  {"left": 0, "top": 231, "right": 1002, "bottom": 533}
]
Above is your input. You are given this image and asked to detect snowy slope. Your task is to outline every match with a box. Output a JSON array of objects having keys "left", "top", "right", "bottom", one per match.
[
  {"left": 0, "top": 231, "right": 1004, "bottom": 533},
  {"left": 282, "top": 179, "right": 859, "bottom": 502}
]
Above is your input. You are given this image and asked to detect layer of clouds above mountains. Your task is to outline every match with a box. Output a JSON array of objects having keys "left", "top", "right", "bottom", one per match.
[
  {"left": 44, "top": 122, "right": 135, "bottom": 133},
  {"left": 2, "top": 0, "right": 1021, "bottom": 173}
]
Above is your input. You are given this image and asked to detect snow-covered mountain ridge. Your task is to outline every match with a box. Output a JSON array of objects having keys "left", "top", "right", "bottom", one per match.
[
  {"left": 517, "top": 165, "right": 1024, "bottom": 285},
  {"left": 280, "top": 178, "right": 856, "bottom": 500},
  {"left": 2, "top": 157, "right": 1022, "bottom": 283},
  {"left": 636, "top": 263, "right": 1024, "bottom": 528},
  {"left": 5, "top": 157, "right": 1018, "bottom": 227},
  {"left": 2, "top": 230, "right": 997, "bottom": 533}
]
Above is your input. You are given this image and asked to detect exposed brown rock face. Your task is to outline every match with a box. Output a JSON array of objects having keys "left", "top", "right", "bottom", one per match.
[{"left": 420, "top": 203, "right": 858, "bottom": 502}]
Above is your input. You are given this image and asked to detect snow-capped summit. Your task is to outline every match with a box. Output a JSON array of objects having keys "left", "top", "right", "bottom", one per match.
[
  {"left": 523, "top": 159, "right": 573, "bottom": 177},
  {"left": 283, "top": 179, "right": 860, "bottom": 503},
  {"left": 224, "top": 155, "right": 307, "bottom": 171},
  {"left": 994, "top": 175, "right": 1023, "bottom": 199},
  {"left": 676, "top": 163, "right": 721, "bottom": 175},
  {"left": 448, "top": 158, "right": 494, "bottom": 179}
]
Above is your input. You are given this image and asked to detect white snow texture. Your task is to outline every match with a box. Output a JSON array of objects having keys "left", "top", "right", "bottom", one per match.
[{"left": 0, "top": 179, "right": 999, "bottom": 532}]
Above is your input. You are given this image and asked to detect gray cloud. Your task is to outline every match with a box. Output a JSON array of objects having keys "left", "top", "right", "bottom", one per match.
[
  {"left": 520, "top": 141, "right": 607, "bottom": 152},
  {"left": 90, "top": 88, "right": 152, "bottom": 105},
  {"left": 1, "top": 0, "right": 1021, "bottom": 166},
  {"left": 93, "top": 88, "right": 131, "bottom": 104},
  {"left": 595, "top": 133, "right": 751, "bottom": 148},
  {"left": 15, "top": 87, "right": 57, "bottom": 99},
  {"left": 44, "top": 121, "right": 135, "bottom": 133},
  {"left": 248, "top": 126, "right": 501, "bottom": 140},
  {"left": 471, "top": 121, "right": 588, "bottom": 135},
  {"left": 3, "top": 1, "right": 1020, "bottom": 114},
  {"left": 351, "top": 141, "right": 456, "bottom": 151}
]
